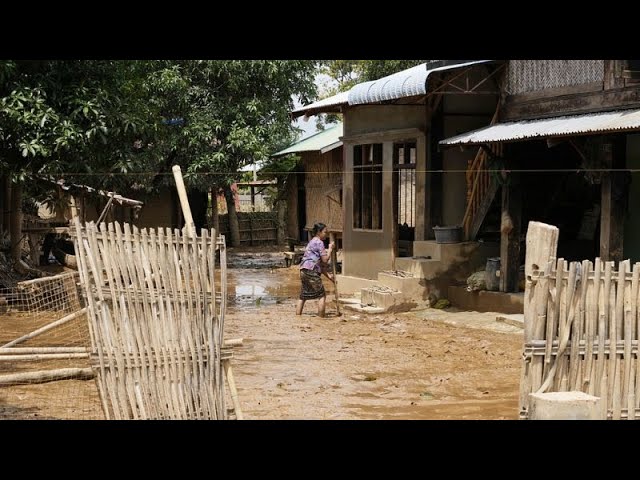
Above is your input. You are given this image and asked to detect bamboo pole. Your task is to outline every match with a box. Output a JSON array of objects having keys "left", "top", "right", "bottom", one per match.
[
  {"left": 0, "top": 353, "right": 89, "bottom": 361},
  {"left": 0, "top": 368, "right": 94, "bottom": 386},
  {"left": 223, "top": 358, "right": 243, "bottom": 420},
  {"left": 172, "top": 165, "right": 196, "bottom": 237},
  {"left": 329, "top": 233, "right": 341, "bottom": 317},
  {"left": 1, "top": 308, "right": 87, "bottom": 348},
  {"left": 0, "top": 347, "right": 87, "bottom": 354}
]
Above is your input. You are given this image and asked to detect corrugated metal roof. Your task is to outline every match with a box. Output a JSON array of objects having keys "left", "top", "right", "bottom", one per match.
[
  {"left": 291, "top": 91, "right": 349, "bottom": 118},
  {"left": 440, "top": 108, "right": 640, "bottom": 146},
  {"left": 348, "top": 60, "right": 493, "bottom": 105},
  {"left": 271, "top": 122, "right": 343, "bottom": 157}
]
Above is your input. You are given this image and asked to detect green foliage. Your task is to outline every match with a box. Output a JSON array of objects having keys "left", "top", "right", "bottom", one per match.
[{"left": 0, "top": 60, "right": 319, "bottom": 201}]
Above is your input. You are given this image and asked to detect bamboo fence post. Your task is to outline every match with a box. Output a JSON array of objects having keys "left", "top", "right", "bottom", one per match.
[
  {"left": 611, "top": 260, "right": 626, "bottom": 419},
  {"left": 172, "top": 165, "right": 196, "bottom": 238},
  {"left": 623, "top": 260, "right": 635, "bottom": 419},
  {"left": 223, "top": 358, "right": 243, "bottom": 420}
]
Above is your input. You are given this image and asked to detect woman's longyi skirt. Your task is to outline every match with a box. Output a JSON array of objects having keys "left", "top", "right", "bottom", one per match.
[{"left": 299, "top": 268, "right": 325, "bottom": 300}]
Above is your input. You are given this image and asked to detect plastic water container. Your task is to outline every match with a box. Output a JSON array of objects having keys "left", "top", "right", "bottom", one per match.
[{"left": 485, "top": 257, "right": 500, "bottom": 291}]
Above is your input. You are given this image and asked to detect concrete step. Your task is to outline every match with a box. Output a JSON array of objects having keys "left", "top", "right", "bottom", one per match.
[
  {"left": 496, "top": 313, "right": 524, "bottom": 329},
  {"left": 360, "top": 284, "right": 423, "bottom": 313},
  {"left": 412, "top": 240, "right": 442, "bottom": 260},
  {"left": 448, "top": 285, "right": 524, "bottom": 314},
  {"left": 361, "top": 286, "right": 401, "bottom": 308},
  {"left": 338, "top": 297, "right": 362, "bottom": 305},
  {"left": 378, "top": 271, "right": 424, "bottom": 298},
  {"left": 394, "top": 257, "right": 442, "bottom": 279},
  {"left": 343, "top": 304, "right": 385, "bottom": 314}
]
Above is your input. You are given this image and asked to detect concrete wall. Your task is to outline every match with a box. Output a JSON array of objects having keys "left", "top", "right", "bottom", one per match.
[
  {"left": 342, "top": 105, "right": 428, "bottom": 279},
  {"left": 343, "top": 140, "right": 395, "bottom": 279},
  {"left": 344, "top": 105, "right": 426, "bottom": 136},
  {"left": 625, "top": 134, "right": 640, "bottom": 262}
]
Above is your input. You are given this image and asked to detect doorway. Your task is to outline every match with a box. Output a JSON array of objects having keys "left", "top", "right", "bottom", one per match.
[{"left": 393, "top": 141, "right": 417, "bottom": 257}]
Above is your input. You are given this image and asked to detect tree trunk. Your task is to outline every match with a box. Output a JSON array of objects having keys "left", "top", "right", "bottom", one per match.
[
  {"left": 276, "top": 176, "right": 286, "bottom": 245},
  {"left": 10, "top": 181, "right": 24, "bottom": 266},
  {"left": 223, "top": 184, "right": 240, "bottom": 247},
  {"left": 0, "top": 176, "right": 6, "bottom": 234},
  {"left": 211, "top": 188, "right": 220, "bottom": 235},
  {"left": 1, "top": 177, "right": 10, "bottom": 236}
]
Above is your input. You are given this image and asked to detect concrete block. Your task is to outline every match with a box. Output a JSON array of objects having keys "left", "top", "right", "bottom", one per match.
[
  {"left": 343, "top": 304, "right": 385, "bottom": 314},
  {"left": 336, "top": 275, "right": 379, "bottom": 295},
  {"left": 529, "top": 391, "right": 604, "bottom": 420},
  {"left": 496, "top": 313, "right": 524, "bottom": 328},
  {"left": 377, "top": 272, "right": 424, "bottom": 298}
]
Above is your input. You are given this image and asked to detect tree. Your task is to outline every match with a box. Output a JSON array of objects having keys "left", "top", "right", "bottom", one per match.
[
  {"left": 0, "top": 60, "right": 160, "bottom": 272},
  {"left": 138, "top": 60, "right": 318, "bottom": 246},
  {"left": 0, "top": 60, "right": 319, "bottom": 272}
]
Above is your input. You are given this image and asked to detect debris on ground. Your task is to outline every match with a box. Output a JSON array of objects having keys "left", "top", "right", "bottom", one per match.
[
  {"left": 432, "top": 298, "right": 451, "bottom": 309},
  {"left": 466, "top": 271, "right": 486, "bottom": 292}
]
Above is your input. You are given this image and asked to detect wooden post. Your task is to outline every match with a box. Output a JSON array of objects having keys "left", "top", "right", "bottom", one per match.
[
  {"left": 249, "top": 215, "right": 254, "bottom": 246},
  {"left": 523, "top": 221, "right": 559, "bottom": 343},
  {"left": 500, "top": 172, "right": 522, "bottom": 293},
  {"left": 599, "top": 137, "right": 627, "bottom": 262},
  {"left": 250, "top": 185, "right": 256, "bottom": 211},
  {"left": 211, "top": 188, "right": 219, "bottom": 234},
  {"left": 171, "top": 165, "right": 196, "bottom": 237}
]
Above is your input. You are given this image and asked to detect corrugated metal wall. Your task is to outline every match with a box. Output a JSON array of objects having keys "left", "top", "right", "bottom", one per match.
[{"left": 507, "top": 60, "right": 604, "bottom": 94}]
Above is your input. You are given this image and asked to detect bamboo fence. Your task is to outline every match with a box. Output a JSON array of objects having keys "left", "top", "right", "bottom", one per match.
[
  {"left": 521, "top": 222, "right": 640, "bottom": 420},
  {"left": 71, "top": 219, "right": 228, "bottom": 419}
]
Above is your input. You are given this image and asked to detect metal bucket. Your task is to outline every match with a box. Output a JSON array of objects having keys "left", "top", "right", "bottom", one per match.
[{"left": 485, "top": 257, "right": 500, "bottom": 291}]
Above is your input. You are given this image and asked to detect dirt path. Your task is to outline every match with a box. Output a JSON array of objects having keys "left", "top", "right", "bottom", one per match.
[
  {"left": 225, "top": 255, "right": 523, "bottom": 420},
  {"left": 0, "top": 247, "right": 524, "bottom": 420}
]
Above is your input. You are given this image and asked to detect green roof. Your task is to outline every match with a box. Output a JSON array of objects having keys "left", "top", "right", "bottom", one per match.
[{"left": 272, "top": 122, "right": 343, "bottom": 157}]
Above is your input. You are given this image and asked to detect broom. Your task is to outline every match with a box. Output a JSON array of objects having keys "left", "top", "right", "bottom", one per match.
[{"left": 329, "top": 233, "right": 342, "bottom": 317}]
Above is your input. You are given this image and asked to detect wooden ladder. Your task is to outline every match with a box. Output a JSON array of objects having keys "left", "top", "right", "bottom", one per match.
[{"left": 461, "top": 107, "right": 502, "bottom": 241}]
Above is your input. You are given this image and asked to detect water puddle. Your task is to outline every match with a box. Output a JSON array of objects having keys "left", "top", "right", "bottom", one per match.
[{"left": 213, "top": 247, "right": 304, "bottom": 308}]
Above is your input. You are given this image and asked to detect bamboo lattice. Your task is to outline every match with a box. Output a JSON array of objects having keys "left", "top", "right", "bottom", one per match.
[
  {"left": 521, "top": 257, "right": 640, "bottom": 420},
  {"left": 71, "top": 219, "right": 228, "bottom": 419}
]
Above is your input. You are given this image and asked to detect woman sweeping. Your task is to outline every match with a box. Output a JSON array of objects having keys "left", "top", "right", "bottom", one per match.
[{"left": 296, "top": 222, "right": 335, "bottom": 318}]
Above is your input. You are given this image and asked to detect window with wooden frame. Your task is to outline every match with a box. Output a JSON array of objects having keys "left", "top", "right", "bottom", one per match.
[
  {"left": 623, "top": 60, "right": 640, "bottom": 81},
  {"left": 353, "top": 143, "right": 383, "bottom": 230}
]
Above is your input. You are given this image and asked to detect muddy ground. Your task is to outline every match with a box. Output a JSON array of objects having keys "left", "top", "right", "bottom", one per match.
[{"left": 0, "top": 245, "right": 524, "bottom": 420}]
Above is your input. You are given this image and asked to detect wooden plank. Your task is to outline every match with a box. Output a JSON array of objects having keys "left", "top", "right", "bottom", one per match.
[
  {"left": 504, "top": 81, "right": 604, "bottom": 104},
  {"left": 502, "top": 86, "right": 640, "bottom": 121},
  {"left": 500, "top": 173, "right": 522, "bottom": 293}
]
